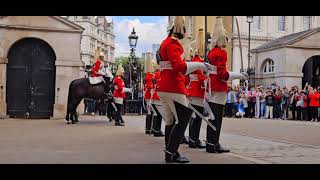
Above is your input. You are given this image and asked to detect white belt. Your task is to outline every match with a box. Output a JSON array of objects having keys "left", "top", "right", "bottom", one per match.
[
  {"left": 189, "top": 74, "right": 198, "bottom": 81},
  {"left": 160, "top": 61, "right": 173, "bottom": 70}
]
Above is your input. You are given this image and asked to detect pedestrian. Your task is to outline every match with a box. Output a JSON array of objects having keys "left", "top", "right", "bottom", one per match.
[
  {"left": 281, "top": 87, "right": 290, "bottom": 120},
  {"left": 157, "top": 16, "right": 210, "bottom": 163},
  {"left": 185, "top": 28, "right": 207, "bottom": 148},
  {"left": 150, "top": 63, "right": 165, "bottom": 137},
  {"left": 205, "top": 16, "right": 248, "bottom": 154},
  {"left": 260, "top": 88, "right": 266, "bottom": 118},
  {"left": 225, "top": 86, "right": 235, "bottom": 117},
  {"left": 301, "top": 91, "right": 308, "bottom": 121},
  {"left": 265, "top": 90, "right": 274, "bottom": 119},
  {"left": 255, "top": 86, "right": 261, "bottom": 118},
  {"left": 308, "top": 87, "right": 320, "bottom": 122},
  {"left": 143, "top": 52, "right": 154, "bottom": 134},
  {"left": 113, "top": 63, "right": 133, "bottom": 126},
  {"left": 273, "top": 90, "right": 282, "bottom": 119}
]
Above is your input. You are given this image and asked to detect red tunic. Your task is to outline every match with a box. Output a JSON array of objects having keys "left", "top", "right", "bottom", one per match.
[
  {"left": 91, "top": 59, "right": 103, "bottom": 77},
  {"left": 144, "top": 72, "right": 154, "bottom": 100},
  {"left": 157, "top": 36, "right": 187, "bottom": 95},
  {"left": 207, "top": 47, "right": 229, "bottom": 92},
  {"left": 151, "top": 70, "right": 161, "bottom": 101},
  {"left": 187, "top": 56, "right": 206, "bottom": 98},
  {"left": 113, "top": 75, "right": 127, "bottom": 98}
]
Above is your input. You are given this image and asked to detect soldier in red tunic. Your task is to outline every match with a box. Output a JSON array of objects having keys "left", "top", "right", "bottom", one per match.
[
  {"left": 185, "top": 28, "right": 207, "bottom": 149},
  {"left": 205, "top": 17, "right": 248, "bottom": 153},
  {"left": 113, "top": 63, "right": 133, "bottom": 126},
  {"left": 144, "top": 52, "right": 155, "bottom": 134},
  {"left": 150, "top": 63, "right": 164, "bottom": 137},
  {"left": 157, "top": 16, "right": 211, "bottom": 163}
]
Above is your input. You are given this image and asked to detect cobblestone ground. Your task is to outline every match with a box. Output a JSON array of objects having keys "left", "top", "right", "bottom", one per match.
[{"left": 0, "top": 115, "right": 319, "bottom": 164}]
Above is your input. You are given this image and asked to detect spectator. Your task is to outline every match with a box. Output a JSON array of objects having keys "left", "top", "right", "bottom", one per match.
[
  {"left": 225, "top": 86, "right": 235, "bottom": 117},
  {"left": 260, "top": 88, "right": 266, "bottom": 118},
  {"left": 265, "top": 90, "right": 274, "bottom": 119},
  {"left": 273, "top": 90, "right": 282, "bottom": 119},
  {"left": 281, "top": 87, "right": 290, "bottom": 120},
  {"left": 308, "top": 87, "right": 320, "bottom": 122},
  {"left": 301, "top": 91, "right": 308, "bottom": 121},
  {"left": 255, "top": 86, "right": 261, "bottom": 118}
]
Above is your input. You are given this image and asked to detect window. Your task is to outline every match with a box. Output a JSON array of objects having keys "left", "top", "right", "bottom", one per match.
[
  {"left": 74, "top": 16, "right": 77, "bottom": 20},
  {"left": 252, "top": 16, "right": 262, "bottom": 30},
  {"left": 303, "top": 16, "right": 312, "bottom": 30},
  {"left": 263, "top": 59, "right": 275, "bottom": 73},
  {"left": 278, "top": 16, "right": 286, "bottom": 31}
]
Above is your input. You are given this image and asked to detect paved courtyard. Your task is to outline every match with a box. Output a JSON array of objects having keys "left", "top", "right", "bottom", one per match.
[{"left": 0, "top": 115, "right": 320, "bottom": 164}]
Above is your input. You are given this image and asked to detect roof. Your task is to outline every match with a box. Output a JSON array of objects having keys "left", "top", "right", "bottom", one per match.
[{"left": 251, "top": 27, "right": 320, "bottom": 52}]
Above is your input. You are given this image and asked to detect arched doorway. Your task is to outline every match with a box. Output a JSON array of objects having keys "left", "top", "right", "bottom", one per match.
[
  {"left": 302, "top": 55, "right": 320, "bottom": 88},
  {"left": 6, "top": 38, "right": 56, "bottom": 119}
]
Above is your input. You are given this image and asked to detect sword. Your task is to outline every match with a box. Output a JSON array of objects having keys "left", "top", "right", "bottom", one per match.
[
  {"left": 235, "top": 17, "right": 248, "bottom": 87},
  {"left": 188, "top": 104, "right": 216, "bottom": 131}
]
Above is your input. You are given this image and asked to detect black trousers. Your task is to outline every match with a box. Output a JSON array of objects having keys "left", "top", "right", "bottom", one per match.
[
  {"left": 296, "top": 106, "right": 302, "bottom": 120},
  {"left": 152, "top": 104, "right": 163, "bottom": 133},
  {"left": 114, "top": 103, "right": 123, "bottom": 123},
  {"left": 248, "top": 101, "right": 255, "bottom": 118},
  {"left": 189, "top": 104, "right": 204, "bottom": 142},
  {"left": 273, "top": 104, "right": 281, "bottom": 119},
  {"left": 310, "top": 106, "right": 319, "bottom": 121},
  {"left": 207, "top": 102, "right": 224, "bottom": 145},
  {"left": 302, "top": 107, "right": 308, "bottom": 121},
  {"left": 166, "top": 102, "right": 193, "bottom": 154},
  {"left": 225, "top": 103, "right": 233, "bottom": 117},
  {"left": 107, "top": 100, "right": 115, "bottom": 119},
  {"left": 291, "top": 105, "right": 296, "bottom": 120}
]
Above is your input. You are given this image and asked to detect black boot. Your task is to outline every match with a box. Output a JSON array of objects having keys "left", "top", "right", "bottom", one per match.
[
  {"left": 188, "top": 105, "right": 205, "bottom": 149},
  {"left": 164, "top": 102, "right": 193, "bottom": 163},
  {"left": 115, "top": 103, "right": 124, "bottom": 126},
  {"left": 181, "top": 136, "right": 189, "bottom": 144},
  {"left": 206, "top": 102, "right": 230, "bottom": 153},
  {"left": 145, "top": 113, "right": 152, "bottom": 134},
  {"left": 152, "top": 104, "right": 164, "bottom": 137}
]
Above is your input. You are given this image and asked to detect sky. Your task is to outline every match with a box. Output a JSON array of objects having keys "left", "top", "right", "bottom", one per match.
[{"left": 107, "top": 16, "right": 168, "bottom": 58}]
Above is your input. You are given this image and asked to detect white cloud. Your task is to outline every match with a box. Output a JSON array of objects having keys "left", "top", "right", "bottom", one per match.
[{"left": 114, "top": 17, "right": 168, "bottom": 57}]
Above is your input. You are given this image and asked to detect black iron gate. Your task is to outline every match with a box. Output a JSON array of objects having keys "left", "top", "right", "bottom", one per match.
[{"left": 6, "top": 38, "right": 56, "bottom": 119}]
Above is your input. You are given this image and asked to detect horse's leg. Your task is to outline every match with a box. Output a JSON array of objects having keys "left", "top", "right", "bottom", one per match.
[{"left": 71, "top": 98, "right": 83, "bottom": 124}]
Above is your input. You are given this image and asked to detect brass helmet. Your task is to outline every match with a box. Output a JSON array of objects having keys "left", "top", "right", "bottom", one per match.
[
  {"left": 171, "top": 16, "right": 186, "bottom": 39},
  {"left": 194, "top": 28, "right": 205, "bottom": 57},
  {"left": 145, "top": 52, "right": 154, "bottom": 73},
  {"left": 210, "top": 16, "right": 228, "bottom": 49}
]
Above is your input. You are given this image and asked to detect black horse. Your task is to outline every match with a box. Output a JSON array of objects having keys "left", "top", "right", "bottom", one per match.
[{"left": 66, "top": 75, "right": 113, "bottom": 124}]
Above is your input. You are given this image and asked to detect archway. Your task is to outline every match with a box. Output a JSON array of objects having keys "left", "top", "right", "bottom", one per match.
[
  {"left": 6, "top": 38, "right": 56, "bottom": 119},
  {"left": 302, "top": 55, "right": 320, "bottom": 88}
]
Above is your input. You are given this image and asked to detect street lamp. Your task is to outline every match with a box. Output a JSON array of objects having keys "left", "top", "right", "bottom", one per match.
[
  {"left": 128, "top": 28, "right": 139, "bottom": 100},
  {"left": 246, "top": 16, "right": 253, "bottom": 87},
  {"left": 129, "top": 28, "right": 138, "bottom": 49}
]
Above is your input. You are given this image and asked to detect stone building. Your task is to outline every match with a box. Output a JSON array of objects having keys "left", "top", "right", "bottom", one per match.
[
  {"left": 66, "top": 16, "right": 115, "bottom": 68},
  {"left": 251, "top": 27, "right": 320, "bottom": 89},
  {"left": 0, "top": 16, "right": 84, "bottom": 119}
]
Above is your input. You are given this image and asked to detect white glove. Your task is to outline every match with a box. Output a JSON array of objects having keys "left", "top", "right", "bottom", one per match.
[
  {"left": 228, "top": 72, "right": 249, "bottom": 81},
  {"left": 97, "top": 69, "right": 106, "bottom": 76},
  {"left": 204, "top": 63, "right": 217, "bottom": 74},
  {"left": 123, "top": 88, "right": 133, "bottom": 93},
  {"left": 105, "top": 68, "right": 114, "bottom": 79},
  {"left": 185, "top": 62, "right": 208, "bottom": 75}
]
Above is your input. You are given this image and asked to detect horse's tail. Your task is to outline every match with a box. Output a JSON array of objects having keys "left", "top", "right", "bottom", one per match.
[{"left": 66, "top": 81, "right": 73, "bottom": 121}]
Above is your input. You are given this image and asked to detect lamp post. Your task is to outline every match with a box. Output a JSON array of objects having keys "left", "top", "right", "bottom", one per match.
[
  {"left": 128, "top": 28, "right": 138, "bottom": 100},
  {"left": 246, "top": 16, "right": 253, "bottom": 87}
]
